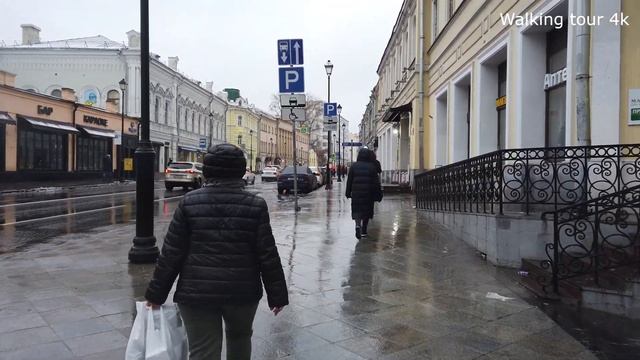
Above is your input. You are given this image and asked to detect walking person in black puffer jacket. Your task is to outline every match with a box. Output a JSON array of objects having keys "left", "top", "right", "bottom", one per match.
[
  {"left": 345, "top": 148, "right": 382, "bottom": 239},
  {"left": 145, "top": 143, "right": 288, "bottom": 360}
]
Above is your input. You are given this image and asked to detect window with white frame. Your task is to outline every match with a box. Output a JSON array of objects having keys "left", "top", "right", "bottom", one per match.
[
  {"left": 164, "top": 101, "right": 170, "bottom": 125},
  {"left": 154, "top": 96, "right": 161, "bottom": 123},
  {"left": 432, "top": 0, "right": 439, "bottom": 40}
]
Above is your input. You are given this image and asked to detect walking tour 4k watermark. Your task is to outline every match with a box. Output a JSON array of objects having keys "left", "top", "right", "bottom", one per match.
[{"left": 500, "top": 11, "right": 630, "bottom": 29}]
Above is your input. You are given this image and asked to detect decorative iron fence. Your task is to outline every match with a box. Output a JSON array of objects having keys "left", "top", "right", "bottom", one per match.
[
  {"left": 381, "top": 169, "right": 410, "bottom": 185},
  {"left": 415, "top": 144, "right": 640, "bottom": 214},
  {"left": 539, "top": 185, "right": 640, "bottom": 294}
]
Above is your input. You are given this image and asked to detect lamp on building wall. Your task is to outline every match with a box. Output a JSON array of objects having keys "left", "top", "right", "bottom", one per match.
[
  {"left": 324, "top": 60, "right": 334, "bottom": 189},
  {"left": 118, "top": 78, "right": 128, "bottom": 182}
]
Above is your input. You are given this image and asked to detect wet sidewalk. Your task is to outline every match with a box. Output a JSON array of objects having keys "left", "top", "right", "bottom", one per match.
[{"left": 0, "top": 184, "right": 598, "bottom": 359}]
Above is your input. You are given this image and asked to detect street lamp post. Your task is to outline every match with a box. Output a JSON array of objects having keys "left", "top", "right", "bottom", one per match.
[
  {"left": 249, "top": 129, "right": 254, "bottom": 172},
  {"left": 208, "top": 112, "right": 214, "bottom": 148},
  {"left": 129, "top": 0, "right": 159, "bottom": 263},
  {"left": 118, "top": 78, "right": 127, "bottom": 182},
  {"left": 342, "top": 123, "right": 346, "bottom": 176},
  {"left": 337, "top": 104, "right": 342, "bottom": 182},
  {"left": 269, "top": 137, "right": 273, "bottom": 164},
  {"left": 324, "top": 60, "right": 333, "bottom": 189}
]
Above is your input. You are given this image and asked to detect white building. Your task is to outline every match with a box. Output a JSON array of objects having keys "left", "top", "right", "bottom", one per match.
[{"left": 0, "top": 25, "right": 226, "bottom": 171}]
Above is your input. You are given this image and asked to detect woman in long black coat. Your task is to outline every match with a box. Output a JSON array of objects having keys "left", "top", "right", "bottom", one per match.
[{"left": 345, "top": 148, "right": 382, "bottom": 238}]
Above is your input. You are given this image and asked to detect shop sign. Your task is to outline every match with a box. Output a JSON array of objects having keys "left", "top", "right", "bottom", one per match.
[
  {"left": 124, "top": 158, "right": 134, "bottom": 171},
  {"left": 37, "top": 105, "right": 53, "bottom": 115},
  {"left": 495, "top": 96, "right": 507, "bottom": 109},
  {"left": 629, "top": 89, "right": 640, "bottom": 125},
  {"left": 83, "top": 115, "right": 108, "bottom": 127},
  {"left": 114, "top": 131, "right": 122, "bottom": 145},
  {"left": 543, "top": 67, "right": 568, "bottom": 91}
]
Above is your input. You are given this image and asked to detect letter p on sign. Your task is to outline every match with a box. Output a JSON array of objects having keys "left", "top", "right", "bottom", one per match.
[{"left": 279, "top": 67, "right": 305, "bottom": 93}]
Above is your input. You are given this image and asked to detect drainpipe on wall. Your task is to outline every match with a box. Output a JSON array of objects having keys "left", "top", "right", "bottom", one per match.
[
  {"left": 575, "top": 0, "right": 591, "bottom": 146},
  {"left": 417, "top": 0, "right": 425, "bottom": 170}
]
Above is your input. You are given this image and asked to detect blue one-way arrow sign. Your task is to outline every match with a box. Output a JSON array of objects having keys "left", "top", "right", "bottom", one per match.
[{"left": 277, "top": 39, "right": 304, "bottom": 66}]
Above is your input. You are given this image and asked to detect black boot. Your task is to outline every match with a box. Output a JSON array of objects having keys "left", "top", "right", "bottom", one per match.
[{"left": 355, "top": 226, "right": 361, "bottom": 239}]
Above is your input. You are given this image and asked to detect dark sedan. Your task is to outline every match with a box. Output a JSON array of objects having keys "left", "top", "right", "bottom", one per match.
[{"left": 277, "top": 166, "right": 318, "bottom": 194}]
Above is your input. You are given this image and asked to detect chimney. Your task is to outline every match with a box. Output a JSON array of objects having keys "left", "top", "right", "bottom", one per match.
[
  {"left": 21, "top": 24, "right": 41, "bottom": 45},
  {"left": 205, "top": 82, "right": 213, "bottom": 92},
  {"left": 126, "top": 30, "right": 140, "bottom": 48},
  {"left": 168, "top": 56, "right": 179, "bottom": 71},
  {"left": 60, "top": 87, "right": 76, "bottom": 101},
  {"left": 0, "top": 70, "right": 17, "bottom": 87}
]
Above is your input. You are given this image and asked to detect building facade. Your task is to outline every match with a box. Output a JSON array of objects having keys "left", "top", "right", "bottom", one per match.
[
  {"left": 0, "top": 25, "right": 226, "bottom": 171},
  {"left": 427, "top": 0, "right": 640, "bottom": 167},
  {"left": 225, "top": 99, "right": 259, "bottom": 171},
  {"left": 0, "top": 71, "right": 138, "bottom": 180}
]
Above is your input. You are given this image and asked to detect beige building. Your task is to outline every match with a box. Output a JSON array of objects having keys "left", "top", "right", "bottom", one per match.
[
  {"left": 0, "top": 70, "right": 138, "bottom": 181},
  {"left": 427, "top": 0, "right": 640, "bottom": 167}
]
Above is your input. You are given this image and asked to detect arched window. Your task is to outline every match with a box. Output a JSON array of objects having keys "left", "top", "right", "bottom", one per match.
[
  {"left": 51, "top": 89, "right": 62, "bottom": 98},
  {"left": 107, "top": 90, "right": 120, "bottom": 105}
]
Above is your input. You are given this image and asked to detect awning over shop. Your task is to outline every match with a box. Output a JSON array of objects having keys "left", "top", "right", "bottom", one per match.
[
  {"left": 0, "top": 111, "right": 17, "bottom": 125},
  {"left": 20, "top": 116, "right": 79, "bottom": 133},
  {"left": 382, "top": 102, "right": 412, "bottom": 122},
  {"left": 78, "top": 126, "right": 115, "bottom": 138}
]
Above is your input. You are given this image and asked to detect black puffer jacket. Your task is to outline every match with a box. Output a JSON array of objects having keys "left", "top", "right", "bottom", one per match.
[
  {"left": 345, "top": 150, "right": 381, "bottom": 220},
  {"left": 145, "top": 179, "right": 289, "bottom": 308}
]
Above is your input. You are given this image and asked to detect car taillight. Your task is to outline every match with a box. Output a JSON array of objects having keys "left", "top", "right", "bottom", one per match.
[
  {"left": 165, "top": 168, "right": 172, "bottom": 174},
  {"left": 187, "top": 169, "right": 194, "bottom": 174}
]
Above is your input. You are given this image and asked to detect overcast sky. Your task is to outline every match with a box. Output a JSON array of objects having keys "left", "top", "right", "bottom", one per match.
[{"left": 0, "top": 0, "right": 403, "bottom": 133}]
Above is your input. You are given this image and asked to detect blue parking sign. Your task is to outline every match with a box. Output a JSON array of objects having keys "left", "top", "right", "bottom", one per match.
[
  {"left": 324, "top": 102, "right": 337, "bottom": 117},
  {"left": 279, "top": 67, "right": 305, "bottom": 93}
]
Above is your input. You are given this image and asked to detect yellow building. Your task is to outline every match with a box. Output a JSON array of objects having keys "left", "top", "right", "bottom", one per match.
[{"left": 226, "top": 104, "right": 258, "bottom": 171}]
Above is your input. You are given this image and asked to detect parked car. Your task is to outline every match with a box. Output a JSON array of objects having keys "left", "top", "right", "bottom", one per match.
[
  {"left": 164, "top": 162, "right": 204, "bottom": 191},
  {"left": 243, "top": 168, "right": 256, "bottom": 185},
  {"left": 261, "top": 166, "right": 279, "bottom": 182},
  {"left": 277, "top": 165, "right": 318, "bottom": 194},
  {"left": 308, "top": 166, "right": 325, "bottom": 187}
]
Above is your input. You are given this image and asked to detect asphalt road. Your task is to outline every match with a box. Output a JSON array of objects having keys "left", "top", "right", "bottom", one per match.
[{"left": 0, "top": 177, "right": 319, "bottom": 254}]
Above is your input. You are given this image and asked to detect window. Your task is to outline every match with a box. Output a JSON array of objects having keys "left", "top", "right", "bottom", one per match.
[
  {"left": 191, "top": 112, "right": 195, "bottom": 132},
  {"left": 107, "top": 90, "right": 120, "bottom": 104},
  {"left": 77, "top": 135, "right": 110, "bottom": 171},
  {"left": 198, "top": 114, "right": 202, "bottom": 134},
  {"left": 432, "top": 0, "right": 439, "bottom": 40},
  {"left": 164, "top": 101, "right": 170, "bottom": 124},
  {"left": 154, "top": 96, "right": 161, "bottom": 123},
  {"left": 18, "top": 128, "right": 67, "bottom": 171},
  {"left": 237, "top": 115, "right": 243, "bottom": 126},
  {"left": 51, "top": 89, "right": 62, "bottom": 98},
  {"left": 177, "top": 106, "right": 182, "bottom": 129},
  {"left": 448, "top": 0, "right": 454, "bottom": 19},
  {"left": 237, "top": 135, "right": 242, "bottom": 145},
  {"left": 184, "top": 109, "right": 188, "bottom": 130}
]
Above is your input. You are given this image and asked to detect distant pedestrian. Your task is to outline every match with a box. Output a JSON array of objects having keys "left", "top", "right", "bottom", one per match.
[
  {"left": 167, "top": 158, "right": 173, "bottom": 166},
  {"left": 145, "top": 143, "right": 289, "bottom": 360},
  {"left": 345, "top": 148, "right": 382, "bottom": 239},
  {"left": 102, "top": 153, "right": 112, "bottom": 180}
]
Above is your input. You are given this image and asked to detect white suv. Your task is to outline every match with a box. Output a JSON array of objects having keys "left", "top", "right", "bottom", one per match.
[
  {"left": 261, "top": 166, "right": 279, "bottom": 182},
  {"left": 165, "top": 162, "right": 204, "bottom": 191}
]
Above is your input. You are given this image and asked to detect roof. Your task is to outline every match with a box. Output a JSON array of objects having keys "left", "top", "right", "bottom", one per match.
[{"left": 7, "top": 35, "right": 125, "bottom": 49}]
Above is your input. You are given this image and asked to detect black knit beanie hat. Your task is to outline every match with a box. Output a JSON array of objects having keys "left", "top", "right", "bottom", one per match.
[{"left": 203, "top": 143, "right": 246, "bottom": 179}]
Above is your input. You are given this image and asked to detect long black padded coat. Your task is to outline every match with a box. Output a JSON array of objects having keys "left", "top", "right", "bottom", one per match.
[
  {"left": 145, "top": 179, "right": 289, "bottom": 308},
  {"left": 345, "top": 150, "right": 382, "bottom": 220}
]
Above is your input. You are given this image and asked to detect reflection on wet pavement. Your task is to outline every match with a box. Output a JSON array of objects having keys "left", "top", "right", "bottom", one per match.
[{"left": 0, "top": 181, "right": 621, "bottom": 359}]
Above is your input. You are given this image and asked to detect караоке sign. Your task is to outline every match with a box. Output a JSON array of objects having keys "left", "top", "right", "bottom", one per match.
[{"left": 630, "top": 89, "right": 640, "bottom": 125}]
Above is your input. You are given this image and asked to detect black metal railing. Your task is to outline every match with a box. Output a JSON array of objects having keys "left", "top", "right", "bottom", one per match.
[
  {"left": 539, "top": 185, "right": 640, "bottom": 294},
  {"left": 415, "top": 144, "right": 640, "bottom": 215}
]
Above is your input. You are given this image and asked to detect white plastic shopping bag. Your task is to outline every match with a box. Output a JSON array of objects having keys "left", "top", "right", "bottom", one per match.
[{"left": 125, "top": 302, "right": 188, "bottom": 360}]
